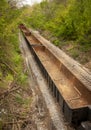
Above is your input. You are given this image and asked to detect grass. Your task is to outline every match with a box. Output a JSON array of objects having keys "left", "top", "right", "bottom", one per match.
[
  {"left": 15, "top": 94, "right": 24, "bottom": 105},
  {"left": 68, "top": 49, "right": 79, "bottom": 59}
]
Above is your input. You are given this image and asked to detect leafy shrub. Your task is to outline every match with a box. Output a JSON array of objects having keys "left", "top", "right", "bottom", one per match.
[{"left": 27, "top": 0, "right": 91, "bottom": 47}]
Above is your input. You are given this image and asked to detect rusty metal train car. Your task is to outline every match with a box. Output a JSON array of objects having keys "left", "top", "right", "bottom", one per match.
[{"left": 19, "top": 24, "right": 91, "bottom": 129}]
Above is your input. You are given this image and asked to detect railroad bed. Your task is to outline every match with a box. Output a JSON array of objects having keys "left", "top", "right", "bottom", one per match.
[{"left": 19, "top": 24, "right": 91, "bottom": 128}]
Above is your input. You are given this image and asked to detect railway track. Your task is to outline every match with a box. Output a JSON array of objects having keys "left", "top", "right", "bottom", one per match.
[{"left": 19, "top": 24, "right": 91, "bottom": 130}]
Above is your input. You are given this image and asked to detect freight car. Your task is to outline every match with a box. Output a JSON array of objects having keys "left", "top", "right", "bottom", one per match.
[{"left": 19, "top": 24, "right": 91, "bottom": 129}]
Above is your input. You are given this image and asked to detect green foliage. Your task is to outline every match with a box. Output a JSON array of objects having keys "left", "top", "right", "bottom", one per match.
[
  {"left": 53, "top": 39, "right": 60, "bottom": 46},
  {"left": 27, "top": 0, "right": 91, "bottom": 47},
  {"left": 0, "top": 0, "right": 28, "bottom": 85},
  {"left": 17, "top": 73, "right": 28, "bottom": 85},
  {"left": 15, "top": 94, "right": 24, "bottom": 105},
  {"left": 15, "top": 93, "right": 31, "bottom": 105},
  {"left": 5, "top": 74, "right": 13, "bottom": 81},
  {"left": 68, "top": 49, "right": 79, "bottom": 59}
]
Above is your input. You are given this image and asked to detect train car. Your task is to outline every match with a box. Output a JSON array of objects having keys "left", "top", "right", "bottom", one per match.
[{"left": 19, "top": 24, "right": 91, "bottom": 129}]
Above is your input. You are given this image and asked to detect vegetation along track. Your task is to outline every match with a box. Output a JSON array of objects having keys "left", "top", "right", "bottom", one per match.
[{"left": 19, "top": 24, "right": 91, "bottom": 130}]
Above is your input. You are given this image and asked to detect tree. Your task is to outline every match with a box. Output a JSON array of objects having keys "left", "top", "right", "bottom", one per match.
[{"left": 7, "top": 0, "right": 26, "bottom": 8}]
